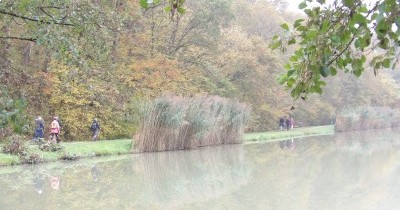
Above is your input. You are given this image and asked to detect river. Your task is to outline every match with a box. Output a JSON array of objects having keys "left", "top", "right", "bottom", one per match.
[{"left": 0, "top": 129, "right": 399, "bottom": 210}]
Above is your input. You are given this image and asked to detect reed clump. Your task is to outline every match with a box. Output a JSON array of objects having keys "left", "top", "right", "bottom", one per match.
[
  {"left": 335, "top": 106, "right": 400, "bottom": 132},
  {"left": 134, "top": 95, "right": 250, "bottom": 152}
]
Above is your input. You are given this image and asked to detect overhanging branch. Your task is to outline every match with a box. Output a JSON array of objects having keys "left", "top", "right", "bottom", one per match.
[
  {"left": 0, "top": 9, "right": 74, "bottom": 26},
  {"left": 0, "top": 36, "right": 37, "bottom": 42}
]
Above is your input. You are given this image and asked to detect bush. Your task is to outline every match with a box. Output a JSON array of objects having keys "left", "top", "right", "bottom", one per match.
[
  {"left": 134, "top": 95, "right": 250, "bottom": 152},
  {"left": 60, "top": 152, "right": 80, "bottom": 160},
  {"left": 21, "top": 153, "right": 44, "bottom": 164},
  {"left": 2, "top": 135, "right": 28, "bottom": 156},
  {"left": 335, "top": 106, "right": 400, "bottom": 132},
  {"left": 39, "top": 142, "right": 64, "bottom": 152}
]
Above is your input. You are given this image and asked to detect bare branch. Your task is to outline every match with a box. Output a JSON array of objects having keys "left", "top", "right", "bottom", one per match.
[
  {"left": 0, "top": 9, "right": 74, "bottom": 26},
  {"left": 0, "top": 36, "right": 37, "bottom": 42}
]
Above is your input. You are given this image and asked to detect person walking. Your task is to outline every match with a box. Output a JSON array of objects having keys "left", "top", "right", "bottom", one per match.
[
  {"left": 290, "top": 117, "right": 295, "bottom": 130},
  {"left": 54, "top": 116, "right": 62, "bottom": 143},
  {"left": 33, "top": 116, "right": 45, "bottom": 142},
  {"left": 50, "top": 117, "right": 60, "bottom": 143},
  {"left": 279, "top": 117, "right": 285, "bottom": 130},
  {"left": 90, "top": 118, "right": 101, "bottom": 141},
  {"left": 285, "top": 117, "right": 291, "bottom": 131}
]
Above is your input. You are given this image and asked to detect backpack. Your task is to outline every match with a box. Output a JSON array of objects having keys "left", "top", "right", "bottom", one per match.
[
  {"left": 91, "top": 122, "right": 99, "bottom": 131},
  {"left": 51, "top": 121, "right": 58, "bottom": 129}
]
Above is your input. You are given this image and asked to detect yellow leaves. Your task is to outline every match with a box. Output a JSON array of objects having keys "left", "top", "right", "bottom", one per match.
[{"left": 126, "top": 56, "right": 196, "bottom": 98}]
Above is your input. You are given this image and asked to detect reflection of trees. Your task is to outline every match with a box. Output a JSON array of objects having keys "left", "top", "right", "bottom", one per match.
[
  {"left": 0, "top": 145, "right": 249, "bottom": 210},
  {"left": 1, "top": 132, "right": 400, "bottom": 209},
  {"left": 197, "top": 135, "right": 400, "bottom": 210}
]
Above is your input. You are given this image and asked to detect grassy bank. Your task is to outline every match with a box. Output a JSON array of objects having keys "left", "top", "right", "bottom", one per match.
[
  {"left": 244, "top": 125, "right": 334, "bottom": 142},
  {"left": 0, "top": 125, "right": 334, "bottom": 166}
]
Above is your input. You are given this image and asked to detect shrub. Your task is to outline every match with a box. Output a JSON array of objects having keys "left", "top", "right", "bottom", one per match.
[
  {"left": 2, "top": 135, "right": 28, "bottom": 156},
  {"left": 335, "top": 106, "right": 400, "bottom": 132},
  {"left": 39, "top": 142, "right": 64, "bottom": 152},
  {"left": 60, "top": 152, "right": 80, "bottom": 160},
  {"left": 21, "top": 153, "right": 44, "bottom": 164},
  {"left": 134, "top": 95, "right": 250, "bottom": 152}
]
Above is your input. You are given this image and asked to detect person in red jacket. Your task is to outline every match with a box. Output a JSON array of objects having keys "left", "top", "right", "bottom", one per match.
[{"left": 50, "top": 117, "right": 60, "bottom": 143}]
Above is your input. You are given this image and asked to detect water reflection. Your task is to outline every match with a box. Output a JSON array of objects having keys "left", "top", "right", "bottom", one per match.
[
  {"left": 33, "top": 172, "right": 45, "bottom": 194},
  {"left": 279, "top": 138, "right": 296, "bottom": 151},
  {"left": 50, "top": 175, "right": 61, "bottom": 190},
  {"left": 0, "top": 130, "right": 400, "bottom": 209},
  {"left": 132, "top": 145, "right": 249, "bottom": 209}
]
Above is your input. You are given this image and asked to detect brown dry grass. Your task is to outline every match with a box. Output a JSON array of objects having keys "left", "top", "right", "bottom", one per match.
[{"left": 134, "top": 95, "right": 250, "bottom": 152}]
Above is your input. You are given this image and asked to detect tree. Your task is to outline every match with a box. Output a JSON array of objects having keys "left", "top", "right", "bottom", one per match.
[
  {"left": 0, "top": 0, "right": 133, "bottom": 67},
  {"left": 270, "top": 0, "right": 400, "bottom": 99}
]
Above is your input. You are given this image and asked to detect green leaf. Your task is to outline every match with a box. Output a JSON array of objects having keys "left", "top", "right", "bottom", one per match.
[
  {"left": 329, "top": 66, "right": 337, "bottom": 76},
  {"left": 287, "top": 78, "right": 296, "bottom": 87},
  {"left": 270, "top": 40, "right": 281, "bottom": 50},
  {"left": 280, "top": 23, "right": 289, "bottom": 31},
  {"left": 299, "top": 2, "right": 307, "bottom": 9},
  {"left": 317, "top": 0, "right": 326, "bottom": 4},
  {"left": 331, "top": 35, "right": 340, "bottom": 44},
  {"left": 321, "top": 20, "right": 330, "bottom": 33},
  {"left": 284, "top": 63, "right": 291, "bottom": 70},
  {"left": 306, "top": 29, "right": 317, "bottom": 39},
  {"left": 297, "top": 26, "right": 308, "bottom": 32},
  {"left": 359, "top": 5, "right": 368, "bottom": 13},
  {"left": 277, "top": 75, "right": 288, "bottom": 85},
  {"left": 376, "top": 20, "right": 389, "bottom": 39},
  {"left": 289, "top": 56, "right": 298, "bottom": 62},
  {"left": 383, "top": 58, "right": 391, "bottom": 68},
  {"left": 343, "top": 0, "right": 354, "bottom": 8},
  {"left": 164, "top": 6, "right": 172, "bottom": 12},
  {"left": 293, "top": 19, "right": 305, "bottom": 28},
  {"left": 288, "top": 38, "right": 296, "bottom": 45},
  {"left": 177, "top": 7, "right": 186, "bottom": 15},
  {"left": 374, "top": 61, "right": 382, "bottom": 69},
  {"left": 287, "top": 70, "right": 296, "bottom": 77},
  {"left": 352, "top": 13, "right": 367, "bottom": 25},
  {"left": 319, "top": 66, "right": 329, "bottom": 77},
  {"left": 379, "top": 38, "right": 389, "bottom": 49},
  {"left": 315, "top": 87, "right": 322, "bottom": 94},
  {"left": 140, "top": 0, "right": 148, "bottom": 8},
  {"left": 353, "top": 68, "right": 362, "bottom": 77}
]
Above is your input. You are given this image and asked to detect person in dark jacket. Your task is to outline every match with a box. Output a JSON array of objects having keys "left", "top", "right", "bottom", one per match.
[
  {"left": 90, "top": 118, "right": 101, "bottom": 141},
  {"left": 285, "top": 117, "right": 291, "bottom": 131},
  {"left": 33, "top": 116, "right": 45, "bottom": 142},
  {"left": 279, "top": 117, "right": 285, "bottom": 130}
]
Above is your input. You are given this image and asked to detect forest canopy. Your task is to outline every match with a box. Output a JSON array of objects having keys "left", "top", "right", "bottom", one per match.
[{"left": 0, "top": 0, "right": 399, "bottom": 140}]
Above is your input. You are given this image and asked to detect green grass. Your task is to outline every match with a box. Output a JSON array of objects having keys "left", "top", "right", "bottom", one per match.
[
  {"left": 0, "top": 153, "right": 20, "bottom": 166},
  {"left": 0, "top": 126, "right": 334, "bottom": 166},
  {"left": 243, "top": 125, "right": 334, "bottom": 143},
  {"left": 27, "top": 139, "right": 133, "bottom": 161}
]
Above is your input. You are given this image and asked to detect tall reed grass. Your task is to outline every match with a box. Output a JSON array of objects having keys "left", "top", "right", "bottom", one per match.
[
  {"left": 134, "top": 95, "right": 250, "bottom": 152},
  {"left": 335, "top": 106, "right": 400, "bottom": 132}
]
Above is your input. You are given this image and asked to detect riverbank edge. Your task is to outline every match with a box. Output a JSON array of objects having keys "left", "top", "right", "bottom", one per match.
[{"left": 0, "top": 125, "right": 334, "bottom": 166}]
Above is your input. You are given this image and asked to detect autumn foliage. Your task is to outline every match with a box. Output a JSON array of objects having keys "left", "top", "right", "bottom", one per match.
[{"left": 1, "top": 0, "right": 400, "bottom": 142}]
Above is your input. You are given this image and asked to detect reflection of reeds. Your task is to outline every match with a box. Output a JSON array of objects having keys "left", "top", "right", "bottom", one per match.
[
  {"left": 335, "top": 106, "right": 400, "bottom": 132},
  {"left": 132, "top": 145, "right": 249, "bottom": 208},
  {"left": 134, "top": 95, "right": 250, "bottom": 152}
]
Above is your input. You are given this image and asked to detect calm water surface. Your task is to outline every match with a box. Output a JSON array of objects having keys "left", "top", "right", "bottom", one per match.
[{"left": 1, "top": 129, "right": 400, "bottom": 210}]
